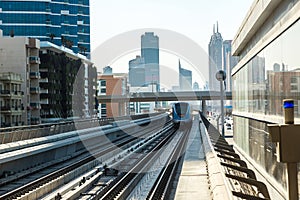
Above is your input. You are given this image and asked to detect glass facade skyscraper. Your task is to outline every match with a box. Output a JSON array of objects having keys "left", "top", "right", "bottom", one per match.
[
  {"left": 179, "top": 60, "right": 192, "bottom": 91},
  {"left": 223, "top": 40, "right": 238, "bottom": 91},
  {"left": 128, "top": 55, "right": 145, "bottom": 87},
  {"left": 141, "top": 32, "right": 160, "bottom": 91},
  {"left": 208, "top": 23, "right": 223, "bottom": 91},
  {"left": 0, "top": 0, "right": 90, "bottom": 57}
]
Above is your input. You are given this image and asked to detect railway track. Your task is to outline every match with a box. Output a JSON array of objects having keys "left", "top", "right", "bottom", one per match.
[
  {"left": 92, "top": 123, "right": 176, "bottom": 200},
  {"left": 0, "top": 114, "right": 170, "bottom": 200},
  {"left": 146, "top": 125, "right": 191, "bottom": 199},
  {"left": 77, "top": 123, "right": 192, "bottom": 200}
]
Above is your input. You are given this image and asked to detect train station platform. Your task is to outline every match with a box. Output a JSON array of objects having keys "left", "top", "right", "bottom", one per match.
[
  {"left": 175, "top": 114, "right": 276, "bottom": 200},
  {"left": 174, "top": 118, "right": 211, "bottom": 200},
  {"left": 208, "top": 117, "right": 288, "bottom": 200}
]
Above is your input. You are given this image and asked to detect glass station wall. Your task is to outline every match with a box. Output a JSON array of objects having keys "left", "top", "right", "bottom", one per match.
[{"left": 232, "top": 19, "right": 300, "bottom": 189}]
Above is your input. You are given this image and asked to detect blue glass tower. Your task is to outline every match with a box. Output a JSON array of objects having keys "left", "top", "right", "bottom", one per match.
[
  {"left": 0, "top": 0, "right": 90, "bottom": 57},
  {"left": 129, "top": 55, "right": 145, "bottom": 87},
  {"left": 179, "top": 59, "right": 192, "bottom": 91},
  {"left": 141, "top": 32, "right": 159, "bottom": 91}
]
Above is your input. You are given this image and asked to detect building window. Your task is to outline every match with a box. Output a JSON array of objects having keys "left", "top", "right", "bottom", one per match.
[
  {"left": 100, "top": 88, "right": 106, "bottom": 93},
  {"left": 100, "top": 80, "right": 106, "bottom": 86},
  {"left": 232, "top": 14, "right": 300, "bottom": 191},
  {"left": 291, "top": 77, "right": 297, "bottom": 83},
  {"left": 291, "top": 85, "right": 298, "bottom": 90}
]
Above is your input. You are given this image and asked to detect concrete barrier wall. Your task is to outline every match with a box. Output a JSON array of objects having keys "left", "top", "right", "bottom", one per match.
[
  {"left": 199, "top": 120, "right": 234, "bottom": 200},
  {"left": 0, "top": 114, "right": 165, "bottom": 144},
  {"left": 0, "top": 123, "right": 76, "bottom": 144}
]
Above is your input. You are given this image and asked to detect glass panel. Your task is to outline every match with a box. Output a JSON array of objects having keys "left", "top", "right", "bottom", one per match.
[{"left": 233, "top": 19, "right": 300, "bottom": 190}]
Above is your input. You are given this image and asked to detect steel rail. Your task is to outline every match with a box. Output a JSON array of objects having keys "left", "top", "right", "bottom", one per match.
[
  {"left": 93, "top": 123, "right": 177, "bottom": 200},
  {"left": 0, "top": 117, "right": 171, "bottom": 200},
  {"left": 146, "top": 126, "right": 191, "bottom": 199}
]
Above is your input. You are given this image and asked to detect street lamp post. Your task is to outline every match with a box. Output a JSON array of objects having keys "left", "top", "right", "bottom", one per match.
[{"left": 216, "top": 70, "right": 226, "bottom": 138}]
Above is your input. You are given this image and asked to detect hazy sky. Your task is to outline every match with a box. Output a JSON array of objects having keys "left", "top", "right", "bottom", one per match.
[{"left": 89, "top": 0, "right": 254, "bottom": 88}]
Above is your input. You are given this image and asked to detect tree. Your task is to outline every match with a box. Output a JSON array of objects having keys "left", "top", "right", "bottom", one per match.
[
  {"left": 65, "top": 40, "right": 73, "bottom": 48},
  {"left": 78, "top": 45, "right": 87, "bottom": 55},
  {"left": 61, "top": 36, "right": 66, "bottom": 46},
  {"left": 61, "top": 36, "right": 73, "bottom": 49}
]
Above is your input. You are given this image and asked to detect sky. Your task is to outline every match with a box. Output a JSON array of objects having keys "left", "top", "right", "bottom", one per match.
[{"left": 89, "top": 0, "right": 254, "bottom": 89}]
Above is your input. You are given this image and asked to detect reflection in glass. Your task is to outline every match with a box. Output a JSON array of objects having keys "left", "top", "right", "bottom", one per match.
[{"left": 233, "top": 19, "right": 300, "bottom": 189}]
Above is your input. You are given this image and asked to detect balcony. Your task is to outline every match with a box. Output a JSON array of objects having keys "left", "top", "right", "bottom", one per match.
[
  {"left": 30, "top": 87, "right": 40, "bottom": 94},
  {"left": 12, "top": 121, "right": 24, "bottom": 126},
  {"left": 1, "top": 123, "right": 11, "bottom": 127},
  {"left": 0, "top": 73, "right": 23, "bottom": 82},
  {"left": 39, "top": 78, "right": 49, "bottom": 83},
  {"left": 40, "top": 88, "right": 49, "bottom": 94},
  {"left": 31, "top": 117, "right": 40, "bottom": 125},
  {"left": 40, "top": 99, "right": 49, "bottom": 104},
  {"left": 0, "top": 90, "right": 11, "bottom": 96},
  {"left": 0, "top": 90, "right": 24, "bottom": 97},
  {"left": 30, "top": 102, "right": 41, "bottom": 110},
  {"left": 29, "top": 56, "right": 40, "bottom": 64},
  {"left": 0, "top": 105, "right": 23, "bottom": 113},
  {"left": 0, "top": 106, "right": 12, "bottom": 112},
  {"left": 39, "top": 68, "right": 48, "bottom": 72},
  {"left": 12, "top": 91, "right": 24, "bottom": 97},
  {"left": 30, "top": 72, "right": 40, "bottom": 79}
]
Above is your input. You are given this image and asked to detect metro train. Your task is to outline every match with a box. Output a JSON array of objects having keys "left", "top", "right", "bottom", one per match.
[{"left": 171, "top": 102, "right": 192, "bottom": 125}]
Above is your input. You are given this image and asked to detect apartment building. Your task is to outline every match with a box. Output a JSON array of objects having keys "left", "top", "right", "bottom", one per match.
[
  {"left": 0, "top": 36, "right": 40, "bottom": 125},
  {"left": 0, "top": 34, "right": 96, "bottom": 127},
  {"left": 0, "top": 72, "right": 24, "bottom": 127}
]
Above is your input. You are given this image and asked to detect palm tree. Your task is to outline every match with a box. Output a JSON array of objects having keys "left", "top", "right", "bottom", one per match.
[
  {"left": 83, "top": 47, "right": 87, "bottom": 55},
  {"left": 78, "top": 45, "right": 87, "bottom": 55},
  {"left": 61, "top": 36, "right": 66, "bottom": 46},
  {"left": 65, "top": 40, "right": 73, "bottom": 48}
]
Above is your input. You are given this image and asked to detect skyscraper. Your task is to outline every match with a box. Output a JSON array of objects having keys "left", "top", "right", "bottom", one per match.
[
  {"left": 141, "top": 32, "right": 160, "bottom": 91},
  {"left": 179, "top": 60, "right": 192, "bottom": 91},
  {"left": 208, "top": 23, "right": 223, "bottom": 91},
  {"left": 103, "top": 66, "right": 113, "bottom": 75},
  {"left": 128, "top": 55, "right": 145, "bottom": 87},
  {"left": 193, "top": 82, "right": 200, "bottom": 91},
  {"left": 0, "top": 0, "right": 90, "bottom": 57},
  {"left": 223, "top": 40, "right": 238, "bottom": 91}
]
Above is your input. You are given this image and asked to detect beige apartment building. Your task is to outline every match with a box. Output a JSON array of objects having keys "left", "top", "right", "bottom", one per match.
[
  {"left": 0, "top": 35, "right": 40, "bottom": 126},
  {"left": 0, "top": 72, "right": 24, "bottom": 127},
  {"left": 0, "top": 32, "right": 97, "bottom": 127}
]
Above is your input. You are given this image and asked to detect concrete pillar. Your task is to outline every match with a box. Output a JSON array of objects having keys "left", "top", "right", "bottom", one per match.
[
  {"left": 118, "top": 103, "right": 122, "bottom": 116},
  {"left": 202, "top": 100, "right": 207, "bottom": 117}
]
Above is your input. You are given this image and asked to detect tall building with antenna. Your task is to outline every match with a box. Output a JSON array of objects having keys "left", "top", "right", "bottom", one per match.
[{"left": 208, "top": 22, "right": 223, "bottom": 91}]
